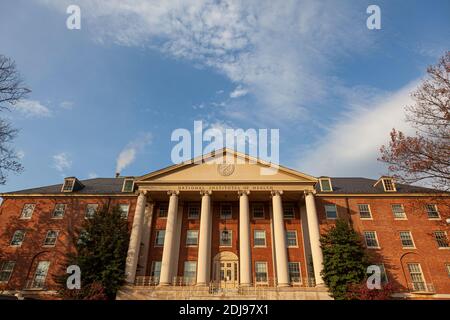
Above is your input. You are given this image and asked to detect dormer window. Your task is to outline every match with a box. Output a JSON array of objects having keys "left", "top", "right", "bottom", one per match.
[
  {"left": 62, "top": 178, "right": 75, "bottom": 192},
  {"left": 374, "top": 176, "right": 397, "bottom": 192},
  {"left": 382, "top": 178, "right": 396, "bottom": 192},
  {"left": 61, "top": 177, "right": 84, "bottom": 193},
  {"left": 122, "top": 178, "right": 134, "bottom": 193},
  {"left": 319, "top": 178, "right": 333, "bottom": 192}
]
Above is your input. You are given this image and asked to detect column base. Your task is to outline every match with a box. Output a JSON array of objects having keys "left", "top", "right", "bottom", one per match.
[
  {"left": 158, "top": 282, "right": 171, "bottom": 287},
  {"left": 277, "top": 283, "right": 291, "bottom": 288},
  {"left": 195, "top": 283, "right": 209, "bottom": 287},
  {"left": 314, "top": 283, "right": 326, "bottom": 287},
  {"left": 239, "top": 283, "right": 252, "bottom": 287}
]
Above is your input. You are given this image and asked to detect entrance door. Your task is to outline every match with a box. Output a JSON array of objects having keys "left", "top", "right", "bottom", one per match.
[
  {"left": 219, "top": 261, "right": 238, "bottom": 288},
  {"left": 213, "top": 251, "right": 239, "bottom": 288}
]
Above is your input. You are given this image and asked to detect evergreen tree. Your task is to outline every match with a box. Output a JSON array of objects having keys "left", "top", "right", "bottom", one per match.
[
  {"left": 56, "top": 205, "right": 130, "bottom": 300},
  {"left": 320, "top": 219, "right": 370, "bottom": 300}
]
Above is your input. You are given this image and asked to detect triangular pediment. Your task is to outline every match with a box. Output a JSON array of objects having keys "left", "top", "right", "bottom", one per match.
[{"left": 136, "top": 149, "right": 317, "bottom": 184}]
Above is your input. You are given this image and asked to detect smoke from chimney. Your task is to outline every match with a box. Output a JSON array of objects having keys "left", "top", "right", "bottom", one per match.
[{"left": 115, "top": 133, "right": 152, "bottom": 175}]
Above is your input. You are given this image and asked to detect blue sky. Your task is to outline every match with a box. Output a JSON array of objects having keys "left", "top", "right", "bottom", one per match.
[{"left": 0, "top": 0, "right": 449, "bottom": 192}]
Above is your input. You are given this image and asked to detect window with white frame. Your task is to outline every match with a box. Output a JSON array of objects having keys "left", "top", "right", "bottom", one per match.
[
  {"left": 20, "top": 204, "right": 35, "bottom": 219},
  {"left": 283, "top": 204, "right": 295, "bottom": 219},
  {"left": 382, "top": 178, "right": 396, "bottom": 192},
  {"left": 220, "top": 203, "right": 232, "bottom": 219},
  {"left": 391, "top": 204, "right": 406, "bottom": 219},
  {"left": 150, "top": 261, "right": 161, "bottom": 281},
  {"left": 186, "top": 230, "right": 199, "bottom": 246},
  {"left": 10, "top": 230, "right": 25, "bottom": 246},
  {"left": 183, "top": 261, "right": 197, "bottom": 284},
  {"left": 426, "top": 204, "right": 440, "bottom": 219},
  {"left": 364, "top": 231, "right": 379, "bottom": 248},
  {"left": 31, "top": 261, "right": 50, "bottom": 289},
  {"left": 255, "top": 262, "right": 268, "bottom": 283},
  {"left": 319, "top": 178, "right": 333, "bottom": 192},
  {"left": 155, "top": 230, "right": 165, "bottom": 246},
  {"left": 286, "top": 230, "right": 298, "bottom": 247},
  {"left": 358, "top": 204, "right": 372, "bottom": 219},
  {"left": 220, "top": 230, "right": 232, "bottom": 247},
  {"left": 122, "top": 179, "right": 134, "bottom": 192},
  {"left": 434, "top": 231, "right": 449, "bottom": 248},
  {"left": 254, "top": 230, "right": 266, "bottom": 247},
  {"left": 408, "top": 263, "right": 425, "bottom": 291},
  {"left": 118, "top": 204, "right": 130, "bottom": 218},
  {"left": 62, "top": 178, "right": 75, "bottom": 192},
  {"left": 445, "top": 263, "right": 450, "bottom": 277},
  {"left": 288, "top": 262, "right": 301, "bottom": 284},
  {"left": 52, "top": 204, "right": 66, "bottom": 218},
  {"left": 85, "top": 204, "right": 98, "bottom": 219},
  {"left": 43, "top": 230, "right": 59, "bottom": 247},
  {"left": 399, "top": 231, "right": 415, "bottom": 248},
  {"left": 188, "top": 205, "right": 200, "bottom": 219},
  {"left": 0, "top": 261, "right": 15, "bottom": 283},
  {"left": 252, "top": 203, "right": 265, "bottom": 219},
  {"left": 158, "top": 203, "right": 168, "bottom": 218},
  {"left": 324, "top": 204, "right": 338, "bottom": 219}
]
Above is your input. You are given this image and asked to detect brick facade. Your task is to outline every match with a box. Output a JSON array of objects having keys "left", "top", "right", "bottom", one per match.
[{"left": 1, "top": 193, "right": 448, "bottom": 298}]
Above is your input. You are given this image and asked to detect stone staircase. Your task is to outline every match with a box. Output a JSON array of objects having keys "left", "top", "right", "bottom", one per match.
[{"left": 116, "top": 284, "right": 332, "bottom": 300}]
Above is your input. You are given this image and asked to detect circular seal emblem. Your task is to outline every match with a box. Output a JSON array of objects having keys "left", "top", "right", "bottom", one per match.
[{"left": 218, "top": 163, "right": 235, "bottom": 176}]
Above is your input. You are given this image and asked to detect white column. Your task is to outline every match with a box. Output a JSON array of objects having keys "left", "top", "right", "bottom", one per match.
[
  {"left": 171, "top": 202, "right": 184, "bottom": 282},
  {"left": 125, "top": 190, "right": 147, "bottom": 283},
  {"left": 239, "top": 190, "right": 252, "bottom": 286},
  {"left": 159, "top": 190, "right": 179, "bottom": 285},
  {"left": 137, "top": 201, "right": 154, "bottom": 276},
  {"left": 271, "top": 190, "right": 290, "bottom": 287},
  {"left": 305, "top": 191, "right": 324, "bottom": 285},
  {"left": 197, "top": 190, "right": 212, "bottom": 286}
]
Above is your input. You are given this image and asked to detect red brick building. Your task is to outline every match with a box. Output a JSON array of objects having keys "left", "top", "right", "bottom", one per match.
[{"left": 0, "top": 150, "right": 449, "bottom": 299}]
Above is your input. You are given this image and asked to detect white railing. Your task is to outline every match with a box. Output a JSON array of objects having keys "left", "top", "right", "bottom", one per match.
[
  {"left": 134, "top": 275, "right": 317, "bottom": 289},
  {"left": 134, "top": 276, "right": 160, "bottom": 286},
  {"left": 409, "top": 282, "right": 435, "bottom": 293}
]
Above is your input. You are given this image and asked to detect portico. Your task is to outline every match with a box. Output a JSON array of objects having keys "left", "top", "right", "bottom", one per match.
[{"left": 123, "top": 149, "right": 325, "bottom": 292}]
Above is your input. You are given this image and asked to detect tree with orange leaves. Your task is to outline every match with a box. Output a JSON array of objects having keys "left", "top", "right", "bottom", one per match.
[{"left": 379, "top": 52, "right": 450, "bottom": 191}]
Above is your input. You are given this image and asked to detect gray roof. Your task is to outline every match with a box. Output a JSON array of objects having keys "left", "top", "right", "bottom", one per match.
[
  {"left": 0, "top": 176, "right": 443, "bottom": 196},
  {"left": 316, "top": 177, "right": 441, "bottom": 194},
  {"left": 2, "top": 178, "right": 129, "bottom": 195}
]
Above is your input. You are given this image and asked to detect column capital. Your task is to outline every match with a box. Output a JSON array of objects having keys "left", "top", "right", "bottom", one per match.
[
  {"left": 304, "top": 190, "right": 316, "bottom": 196},
  {"left": 138, "top": 190, "right": 148, "bottom": 196},
  {"left": 238, "top": 190, "right": 250, "bottom": 197},
  {"left": 167, "top": 190, "right": 180, "bottom": 196},
  {"left": 200, "top": 190, "right": 212, "bottom": 196},
  {"left": 271, "top": 190, "right": 283, "bottom": 197}
]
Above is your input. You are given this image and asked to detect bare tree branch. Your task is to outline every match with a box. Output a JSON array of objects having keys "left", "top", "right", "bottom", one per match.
[{"left": 0, "top": 54, "right": 29, "bottom": 184}]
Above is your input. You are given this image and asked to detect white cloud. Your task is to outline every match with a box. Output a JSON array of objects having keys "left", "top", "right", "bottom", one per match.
[
  {"left": 53, "top": 152, "right": 72, "bottom": 172},
  {"left": 14, "top": 99, "right": 51, "bottom": 118},
  {"left": 116, "top": 132, "right": 152, "bottom": 174},
  {"left": 60, "top": 101, "right": 74, "bottom": 109},
  {"left": 296, "top": 81, "right": 419, "bottom": 178},
  {"left": 229, "top": 86, "right": 248, "bottom": 98},
  {"left": 37, "top": 0, "right": 372, "bottom": 124}
]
